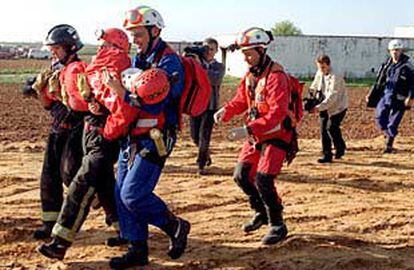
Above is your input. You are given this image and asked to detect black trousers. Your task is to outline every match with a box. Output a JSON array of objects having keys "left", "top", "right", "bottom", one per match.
[
  {"left": 40, "top": 123, "right": 83, "bottom": 223},
  {"left": 319, "top": 109, "right": 347, "bottom": 157},
  {"left": 52, "top": 127, "right": 119, "bottom": 243},
  {"left": 189, "top": 110, "right": 215, "bottom": 168}
]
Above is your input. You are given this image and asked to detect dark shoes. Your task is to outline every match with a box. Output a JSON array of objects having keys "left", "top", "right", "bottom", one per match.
[
  {"left": 261, "top": 223, "right": 288, "bottom": 245},
  {"left": 242, "top": 212, "right": 268, "bottom": 233},
  {"left": 166, "top": 217, "right": 191, "bottom": 259},
  {"left": 106, "top": 235, "right": 128, "bottom": 247},
  {"left": 384, "top": 136, "right": 395, "bottom": 154},
  {"left": 109, "top": 241, "right": 149, "bottom": 269},
  {"left": 317, "top": 155, "right": 332, "bottom": 163},
  {"left": 335, "top": 149, "right": 345, "bottom": 159},
  {"left": 33, "top": 222, "right": 54, "bottom": 240},
  {"left": 36, "top": 237, "right": 70, "bottom": 260},
  {"left": 206, "top": 156, "right": 212, "bottom": 166},
  {"left": 198, "top": 167, "right": 207, "bottom": 175},
  {"left": 319, "top": 148, "right": 346, "bottom": 162}
]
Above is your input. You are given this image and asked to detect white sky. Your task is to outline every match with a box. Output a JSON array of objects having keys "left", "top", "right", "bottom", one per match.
[{"left": 1, "top": 0, "right": 414, "bottom": 44}]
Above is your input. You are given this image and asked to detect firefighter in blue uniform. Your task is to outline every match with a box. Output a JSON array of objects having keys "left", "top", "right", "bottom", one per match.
[
  {"left": 104, "top": 5, "right": 191, "bottom": 269},
  {"left": 375, "top": 39, "right": 414, "bottom": 153}
]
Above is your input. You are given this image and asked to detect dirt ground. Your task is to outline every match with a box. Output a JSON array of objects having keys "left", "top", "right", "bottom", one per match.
[{"left": 0, "top": 80, "right": 413, "bottom": 270}]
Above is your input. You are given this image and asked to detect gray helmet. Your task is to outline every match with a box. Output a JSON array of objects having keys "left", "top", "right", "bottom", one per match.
[{"left": 44, "top": 24, "right": 83, "bottom": 53}]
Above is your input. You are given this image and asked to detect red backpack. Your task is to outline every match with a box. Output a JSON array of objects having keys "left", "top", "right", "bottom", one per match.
[
  {"left": 179, "top": 56, "right": 211, "bottom": 117},
  {"left": 286, "top": 74, "right": 304, "bottom": 127},
  {"left": 154, "top": 44, "right": 212, "bottom": 120}
]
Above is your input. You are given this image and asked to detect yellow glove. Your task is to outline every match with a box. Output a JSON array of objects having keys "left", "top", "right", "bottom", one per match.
[
  {"left": 77, "top": 73, "right": 92, "bottom": 101},
  {"left": 32, "top": 69, "right": 53, "bottom": 92},
  {"left": 61, "top": 84, "right": 68, "bottom": 106},
  {"left": 48, "top": 70, "right": 62, "bottom": 100}
]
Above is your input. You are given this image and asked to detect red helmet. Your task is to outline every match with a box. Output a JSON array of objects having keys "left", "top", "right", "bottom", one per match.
[
  {"left": 131, "top": 68, "right": 170, "bottom": 105},
  {"left": 96, "top": 28, "right": 130, "bottom": 52}
]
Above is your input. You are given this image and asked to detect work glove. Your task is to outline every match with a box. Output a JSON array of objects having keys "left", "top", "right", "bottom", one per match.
[
  {"left": 227, "top": 126, "right": 248, "bottom": 141},
  {"left": 214, "top": 107, "right": 226, "bottom": 124},
  {"left": 32, "top": 69, "right": 53, "bottom": 92},
  {"left": 48, "top": 71, "right": 61, "bottom": 94}
]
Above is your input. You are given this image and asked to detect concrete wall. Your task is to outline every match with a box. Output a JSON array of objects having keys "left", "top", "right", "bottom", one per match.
[{"left": 215, "top": 35, "right": 414, "bottom": 79}]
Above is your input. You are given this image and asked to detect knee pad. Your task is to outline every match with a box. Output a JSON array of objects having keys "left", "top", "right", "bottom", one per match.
[{"left": 233, "top": 163, "right": 252, "bottom": 190}]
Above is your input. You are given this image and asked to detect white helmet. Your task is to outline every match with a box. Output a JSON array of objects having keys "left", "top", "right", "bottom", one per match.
[
  {"left": 123, "top": 6, "right": 165, "bottom": 30},
  {"left": 388, "top": 39, "right": 404, "bottom": 50},
  {"left": 121, "top": 68, "right": 143, "bottom": 91},
  {"left": 235, "top": 27, "right": 273, "bottom": 51}
]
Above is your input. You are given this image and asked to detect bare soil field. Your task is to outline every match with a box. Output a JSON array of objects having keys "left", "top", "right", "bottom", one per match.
[
  {"left": 0, "top": 81, "right": 413, "bottom": 269},
  {"left": 0, "top": 59, "right": 49, "bottom": 72}
]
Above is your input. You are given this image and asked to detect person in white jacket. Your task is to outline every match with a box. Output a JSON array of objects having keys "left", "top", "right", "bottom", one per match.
[{"left": 309, "top": 54, "right": 348, "bottom": 163}]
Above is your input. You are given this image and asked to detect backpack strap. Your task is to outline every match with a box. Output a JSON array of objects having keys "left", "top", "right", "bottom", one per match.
[{"left": 152, "top": 41, "right": 167, "bottom": 66}]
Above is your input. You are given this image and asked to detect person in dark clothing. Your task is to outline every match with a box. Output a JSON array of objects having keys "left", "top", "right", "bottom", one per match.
[
  {"left": 373, "top": 39, "right": 414, "bottom": 153},
  {"left": 37, "top": 106, "right": 84, "bottom": 239},
  {"left": 22, "top": 25, "right": 86, "bottom": 240},
  {"left": 189, "top": 38, "right": 225, "bottom": 175},
  {"left": 36, "top": 27, "right": 133, "bottom": 260}
]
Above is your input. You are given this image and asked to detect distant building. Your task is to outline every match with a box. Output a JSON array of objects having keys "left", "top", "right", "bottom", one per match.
[
  {"left": 214, "top": 34, "right": 414, "bottom": 79},
  {"left": 395, "top": 26, "right": 414, "bottom": 38}
]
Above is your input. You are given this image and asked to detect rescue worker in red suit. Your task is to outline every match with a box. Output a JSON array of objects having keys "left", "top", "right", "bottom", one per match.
[
  {"left": 22, "top": 24, "right": 85, "bottom": 240},
  {"left": 214, "top": 27, "right": 290, "bottom": 245},
  {"left": 37, "top": 28, "right": 137, "bottom": 260}
]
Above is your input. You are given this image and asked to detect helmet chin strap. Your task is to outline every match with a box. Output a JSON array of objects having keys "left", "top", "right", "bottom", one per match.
[
  {"left": 143, "top": 26, "right": 156, "bottom": 57},
  {"left": 249, "top": 47, "right": 270, "bottom": 77}
]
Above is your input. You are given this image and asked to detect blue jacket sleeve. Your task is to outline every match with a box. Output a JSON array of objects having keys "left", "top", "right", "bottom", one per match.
[{"left": 158, "top": 54, "right": 185, "bottom": 100}]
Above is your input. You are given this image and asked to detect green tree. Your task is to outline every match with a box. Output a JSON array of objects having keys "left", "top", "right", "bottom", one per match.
[{"left": 271, "top": 20, "right": 303, "bottom": 36}]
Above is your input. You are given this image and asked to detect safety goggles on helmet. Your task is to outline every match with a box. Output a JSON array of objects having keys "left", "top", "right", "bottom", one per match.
[
  {"left": 123, "top": 6, "right": 165, "bottom": 30},
  {"left": 235, "top": 27, "right": 274, "bottom": 51},
  {"left": 124, "top": 9, "right": 144, "bottom": 28}
]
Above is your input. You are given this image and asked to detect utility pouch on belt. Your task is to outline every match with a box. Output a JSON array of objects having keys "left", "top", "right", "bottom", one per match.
[{"left": 150, "top": 128, "right": 167, "bottom": 157}]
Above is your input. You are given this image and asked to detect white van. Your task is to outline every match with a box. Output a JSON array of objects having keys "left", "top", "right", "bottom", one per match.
[{"left": 28, "top": 48, "right": 51, "bottom": 59}]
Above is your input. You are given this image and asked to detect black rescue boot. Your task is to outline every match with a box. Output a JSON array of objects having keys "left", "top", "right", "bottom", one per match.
[
  {"left": 261, "top": 211, "right": 288, "bottom": 245},
  {"left": 106, "top": 233, "right": 128, "bottom": 247},
  {"left": 335, "top": 149, "right": 345, "bottom": 159},
  {"left": 36, "top": 237, "right": 70, "bottom": 260},
  {"left": 255, "top": 173, "right": 288, "bottom": 245},
  {"left": 33, "top": 221, "right": 54, "bottom": 240},
  {"left": 109, "top": 241, "right": 149, "bottom": 269},
  {"left": 317, "top": 155, "right": 332, "bottom": 163},
  {"left": 242, "top": 212, "right": 268, "bottom": 233},
  {"left": 384, "top": 136, "right": 395, "bottom": 153},
  {"left": 233, "top": 163, "right": 268, "bottom": 232},
  {"left": 162, "top": 213, "right": 191, "bottom": 259}
]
